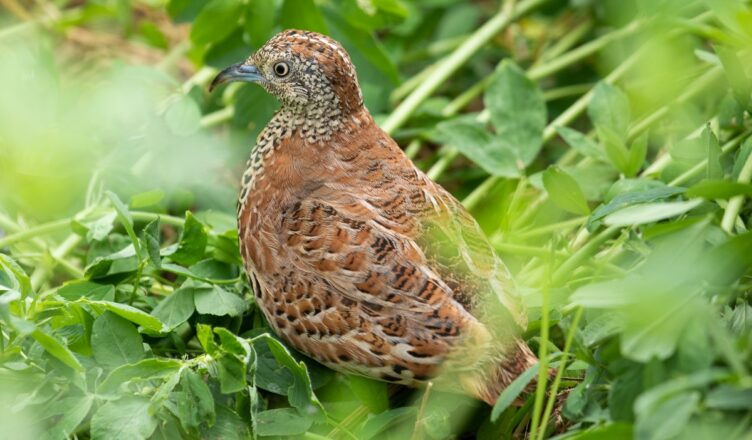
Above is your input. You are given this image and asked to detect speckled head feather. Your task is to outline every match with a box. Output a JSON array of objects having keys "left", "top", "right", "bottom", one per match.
[{"left": 247, "top": 29, "right": 364, "bottom": 117}]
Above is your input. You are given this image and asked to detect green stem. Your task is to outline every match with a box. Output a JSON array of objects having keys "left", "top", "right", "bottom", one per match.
[
  {"left": 0, "top": 219, "right": 71, "bottom": 249},
  {"left": 426, "top": 149, "right": 458, "bottom": 180},
  {"left": 552, "top": 226, "right": 620, "bottom": 285},
  {"left": 668, "top": 131, "right": 750, "bottom": 187},
  {"left": 721, "top": 141, "right": 752, "bottom": 233},
  {"left": 515, "top": 217, "right": 588, "bottom": 239},
  {"left": 381, "top": 0, "right": 549, "bottom": 135},
  {"left": 404, "top": 139, "right": 423, "bottom": 159},
  {"left": 200, "top": 106, "right": 234, "bottom": 128},
  {"left": 130, "top": 211, "right": 187, "bottom": 228},
  {"left": 529, "top": 247, "right": 553, "bottom": 436},
  {"left": 537, "top": 307, "right": 583, "bottom": 439}
]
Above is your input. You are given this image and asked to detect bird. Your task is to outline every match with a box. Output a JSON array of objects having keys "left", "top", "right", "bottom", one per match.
[{"left": 210, "top": 29, "right": 541, "bottom": 406}]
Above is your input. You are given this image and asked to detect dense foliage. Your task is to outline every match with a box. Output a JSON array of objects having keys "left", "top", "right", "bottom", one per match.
[{"left": 1, "top": 0, "right": 752, "bottom": 439}]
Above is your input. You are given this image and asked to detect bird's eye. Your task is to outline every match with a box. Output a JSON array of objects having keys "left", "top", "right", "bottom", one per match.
[{"left": 273, "top": 62, "right": 290, "bottom": 77}]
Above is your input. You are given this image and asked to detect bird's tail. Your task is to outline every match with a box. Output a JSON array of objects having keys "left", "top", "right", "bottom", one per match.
[{"left": 462, "top": 340, "right": 570, "bottom": 430}]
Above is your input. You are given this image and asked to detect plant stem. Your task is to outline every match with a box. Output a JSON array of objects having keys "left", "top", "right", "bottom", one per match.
[
  {"left": 537, "top": 307, "right": 583, "bottom": 439},
  {"left": 0, "top": 219, "right": 71, "bottom": 249},
  {"left": 411, "top": 381, "right": 434, "bottom": 440},
  {"left": 552, "top": 226, "right": 619, "bottom": 285},
  {"left": 529, "top": 247, "right": 553, "bottom": 436},
  {"left": 668, "top": 131, "right": 750, "bottom": 187},
  {"left": 381, "top": 0, "right": 549, "bottom": 135},
  {"left": 721, "top": 142, "right": 752, "bottom": 232}
]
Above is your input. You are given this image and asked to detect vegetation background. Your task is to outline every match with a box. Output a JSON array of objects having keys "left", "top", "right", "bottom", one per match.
[{"left": 1, "top": 0, "right": 751, "bottom": 438}]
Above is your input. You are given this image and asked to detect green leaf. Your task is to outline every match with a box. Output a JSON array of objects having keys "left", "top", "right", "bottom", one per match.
[
  {"left": 41, "top": 395, "right": 94, "bottom": 440},
  {"left": 436, "top": 117, "right": 519, "bottom": 177},
  {"left": 280, "top": 0, "right": 328, "bottom": 33},
  {"left": 715, "top": 45, "right": 751, "bottom": 109},
  {"left": 217, "top": 354, "right": 246, "bottom": 393},
  {"left": 348, "top": 376, "right": 389, "bottom": 413},
  {"left": 702, "top": 126, "right": 723, "bottom": 179},
  {"left": 167, "top": 0, "right": 207, "bottom": 22},
  {"left": 57, "top": 281, "right": 114, "bottom": 301},
  {"left": 603, "top": 199, "right": 703, "bottom": 227},
  {"left": 197, "top": 323, "right": 220, "bottom": 354},
  {"left": 190, "top": 0, "right": 244, "bottom": 45},
  {"left": 91, "top": 311, "right": 145, "bottom": 369},
  {"left": 180, "top": 369, "right": 216, "bottom": 428},
  {"left": 491, "top": 362, "right": 539, "bottom": 421},
  {"left": 635, "top": 391, "right": 699, "bottom": 440},
  {"left": 201, "top": 405, "right": 250, "bottom": 440},
  {"left": 99, "top": 358, "right": 184, "bottom": 394},
  {"left": 243, "top": 0, "right": 278, "bottom": 47},
  {"left": 87, "top": 300, "right": 166, "bottom": 332},
  {"left": 194, "top": 285, "right": 248, "bottom": 317},
  {"left": 557, "top": 126, "right": 607, "bottom": 162},
  {"left": 564, "top": 423, "right": 633, "bottom": 440},
  {"left": 325, "top": 10, "right": 400, "bottom": 84},
  {"left": 598, "top": 125, "right": 631, "bottom": 174},
  {"left": 685, "top": 180, "right": 752, "bottom": 199},
  {"left": 588, "top": 186, "right": 685, "bottom": 230},
  {"left": 542, "top": 166, "right": 590, "bottom": 215},
  {"left": 626, "top": 133, "right": 648, "bottom": 177},
  {"left": 264, "top": 336, "right": 323, "bottom": 414},
  {"left": 90, "top": 396, "right": 158, "bottom": 440},
  {"left": 151, "top": 286, "right": 195, "bottom": 330},
  {"left": 705, "top": 385, "right": 752, "bottom": 410},
  {"left": 129, "top": 190, "right": 165, "bottom": 209},
  {"left": 0, "top": 253, "right": 32, "bottom": 296},
  {"left": 31, "top": 329, "right": 84, "bottom": 371},
  {"left": 107, "top": 191, "right": 141, "bottom": 259},
  {"left": 139, "top": 218, "right": 161, "bottom": 269},
  {"left": 485, "top": 60, "right": 547, "bottom": 167},
  {"left": 215, "top": 327, "right": 251, "bottom": 356},
  {"left": 255, "top": 408, "right": 314, "bottom": 437},
  {"left": 589, "top": 82, "right": 630, "bottom": 138},
  {"left": 164, "top": 95, "right": 201, "bottom": 136}
]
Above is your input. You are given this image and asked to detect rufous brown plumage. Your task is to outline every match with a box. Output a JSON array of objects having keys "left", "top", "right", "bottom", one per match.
[{"left": 211, "top": 29, "right": 540, "bottom": 405}]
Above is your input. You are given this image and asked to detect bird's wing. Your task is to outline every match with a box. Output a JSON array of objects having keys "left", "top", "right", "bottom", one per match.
[{"left": 276, "top": 163, "right": 525, "bottom": 376}]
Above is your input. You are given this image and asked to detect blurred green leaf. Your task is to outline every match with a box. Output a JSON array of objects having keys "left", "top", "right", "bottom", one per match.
[
  {"left": 587, "top": 186, "right": 686, "bottom": 230},
  {"left": 139, "top": 218, "right": 161, "bottom": 269},
  {"left": 437, "top": 117, "right": 519, "bottom": 177},
  {"left": 244, "top": 0, "right": 278, "bottom": 47},
  {"left": 542, "top": 166, "right": 590, "bottom": 215},
  {"left": 190, "top": 0, "right": 244, "bottom": 45},
  {"left": 280, "top": 0, "right": 328, "bottom": 33},
  {"left": 491, "top": 363, "right": 540, "bottom": 421},
  {"left": 603, "top": 199, "right": 703, "bottom": 227},
  {"left": 686, "top": 180, "right": 752, "bottom": 199},
  {"left": 485, "top": 60, "right": 547, "bottom": 167},
  {"left": 557, "top": 126, "right": 607, "bottom": 162},
  {"left": 589, "top": 82, "right": 630, "bottom": 139}
]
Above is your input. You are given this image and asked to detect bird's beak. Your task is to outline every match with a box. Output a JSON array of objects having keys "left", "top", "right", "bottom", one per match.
[{"left": 209, "top": 63, "right": 263, "bottom": 92}]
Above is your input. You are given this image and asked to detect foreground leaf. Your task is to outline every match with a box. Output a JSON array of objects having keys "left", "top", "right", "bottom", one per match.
[{"left": 90, "top": 396, "right": 158, "bottom": 440}]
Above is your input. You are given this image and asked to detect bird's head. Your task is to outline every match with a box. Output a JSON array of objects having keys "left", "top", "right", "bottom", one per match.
[{"left": 210, "top": 30, "right": 364, "bottom": 117}]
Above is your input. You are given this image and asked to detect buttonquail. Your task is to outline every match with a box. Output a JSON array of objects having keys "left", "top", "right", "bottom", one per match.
[{"left": 211, "top": 29, "right": 540, "bottom": 405}]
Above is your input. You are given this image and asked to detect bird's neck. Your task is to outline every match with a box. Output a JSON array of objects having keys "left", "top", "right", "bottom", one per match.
[{"left": 237, "top": 103, "right": 371, "bottom": 212}]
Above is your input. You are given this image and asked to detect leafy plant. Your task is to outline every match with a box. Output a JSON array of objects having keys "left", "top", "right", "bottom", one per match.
[{"left": 1, "top": 0, "right": 752, "bottom": 439}]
